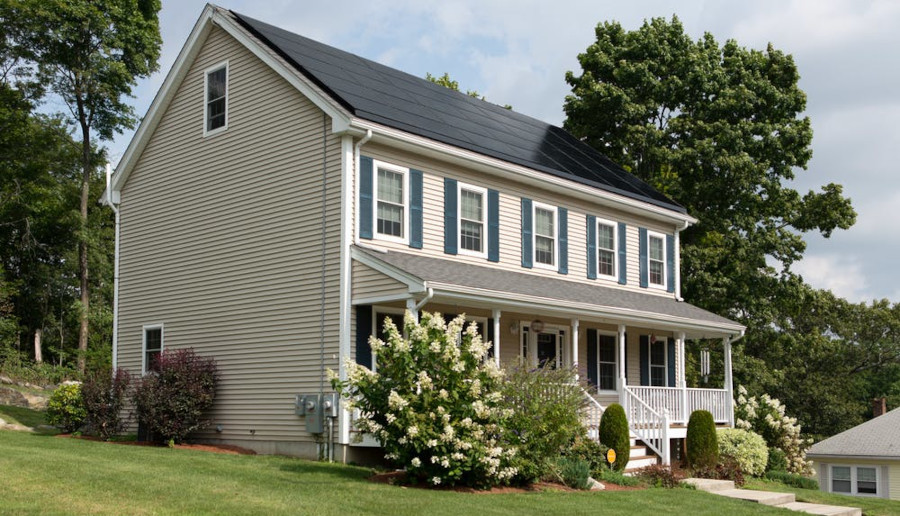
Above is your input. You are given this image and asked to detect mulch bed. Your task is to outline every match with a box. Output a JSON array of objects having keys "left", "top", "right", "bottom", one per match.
[
  {"left": 368, "top": 470, "right": 644, "bottom": 493},
  {"left": 56, "top": 434, "right": 256, "bottom": 455}
]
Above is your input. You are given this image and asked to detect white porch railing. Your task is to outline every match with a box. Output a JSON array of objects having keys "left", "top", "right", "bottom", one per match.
[
  {"left": 625, "top": 386, "right": 730, "bottom": 424},
  {"left": 622, "top": 387, "right": 670, "bottom": 465},
  {"left": 581, "top": 387, "right": 605, "bottom": 440}
]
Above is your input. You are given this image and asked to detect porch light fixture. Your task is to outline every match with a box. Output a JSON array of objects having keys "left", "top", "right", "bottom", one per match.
[{"left": 530, "top": 320, "right": 545, "bottom": 333}]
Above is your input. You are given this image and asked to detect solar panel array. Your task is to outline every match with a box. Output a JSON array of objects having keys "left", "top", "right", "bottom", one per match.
[{"left": 234, "top": 12, "right": 685, "bottom": 213}]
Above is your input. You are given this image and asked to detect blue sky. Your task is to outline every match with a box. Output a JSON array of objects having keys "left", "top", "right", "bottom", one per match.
[{"left": 110, "top": 0, "right": 900, "bottom": 303}]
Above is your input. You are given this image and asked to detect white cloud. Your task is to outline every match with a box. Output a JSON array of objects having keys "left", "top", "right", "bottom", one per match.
[{"left": 793, "top": 254, "right": 871, "bottom": 302}]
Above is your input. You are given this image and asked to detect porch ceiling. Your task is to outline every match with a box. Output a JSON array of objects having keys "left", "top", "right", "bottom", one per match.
[{"left": 351, "top": 246, "right": 745, "bottom": 339}]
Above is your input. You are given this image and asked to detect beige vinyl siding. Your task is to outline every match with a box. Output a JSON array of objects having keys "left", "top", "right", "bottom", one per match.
[
  {"left": 117, "top": 26, "right": 342, "bottom": 446},
  {"left": 351, "top": 260, "right": 409, "bottom": 300},
  {"left": 358, "top": 142, "right": 677, "bottom": 298}
]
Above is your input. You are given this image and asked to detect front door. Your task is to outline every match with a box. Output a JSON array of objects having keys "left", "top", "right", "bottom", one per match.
[{"left": 521, "top": 324, "right": 567, "bottom": 368}]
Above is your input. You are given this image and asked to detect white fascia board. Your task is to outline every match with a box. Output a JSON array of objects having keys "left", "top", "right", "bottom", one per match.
[
  {"left": 806, "top": 454, "right": 900, "bottom": 462},
  {"left": 348, "top": 118, "right": 698, "bottom": 229},
  {"left": 349, "top": 247, "right": 426, "bottom": 293},
  {"left": 427, "top": 282, "right": 745, "bottom": 337},
  {"left": 111, "top": 6, "right": 352, "bottom": 193}
]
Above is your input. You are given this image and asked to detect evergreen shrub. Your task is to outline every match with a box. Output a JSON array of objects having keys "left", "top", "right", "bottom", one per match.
[
  {"left": 598, "top": 403, "right": 630, "bottom": 471},
  {"left": 686, "top": 410, "right": 718, "bottom": 469}
]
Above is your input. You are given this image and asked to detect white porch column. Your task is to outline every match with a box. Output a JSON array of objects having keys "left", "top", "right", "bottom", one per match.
[
  {"left": 617, "top": 324, "right": 627, "bottom": 398},
  {"left": 492, "top": 309, "right": 501, "bottom": 367},
  {"left": 724, "top": 337, "right": 734, "bottom": 427},
  {"left": 406, "top": 298, "right": 418, "bottom": 322},
  {"left": 571, "top": 318, "right": 579, "bottom": 378},
  {"left": 678, "top": 331, "right": 687, "bottom": 424}
]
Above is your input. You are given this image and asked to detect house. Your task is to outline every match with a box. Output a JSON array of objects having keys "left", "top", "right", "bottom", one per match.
[
  {"left": 807, "top": 401, "right": 900, "bottom": 500},
  {"left": 104, "top": 5, "right": 745, "bottom": 465}
]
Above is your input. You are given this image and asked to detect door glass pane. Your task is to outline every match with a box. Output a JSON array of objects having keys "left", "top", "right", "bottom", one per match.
[
  {"left": 375, "top": 313, "right": 404, "bottom": 342},
  {"left": 536, "top": 333, "right": 557, "bottom": 368}
]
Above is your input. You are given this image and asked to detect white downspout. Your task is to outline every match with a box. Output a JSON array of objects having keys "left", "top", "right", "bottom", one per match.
[
  {"left": 106, "top": 164, "right": 121, "bottom": 371},
  {"left": 413, "top": 287, "right": 434, "bottom": 312}
]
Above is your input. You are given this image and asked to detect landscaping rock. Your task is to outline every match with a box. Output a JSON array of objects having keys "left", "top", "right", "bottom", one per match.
[
  {"left": 0, "top": 374, "right": 13, "bottom": 385},
  {"left": 588, "top": 478, "right": 605, "bottom": 491},
  {"left": 0, "top": 417, "right": 6, "bottom": 426},
  {"left": 4, "top": 423, "right": 32, "bottom": 432},
  {"left": 0, "top": 386, "right": 29, "bottom": 408},
  {"left": 21, "top": 392, "right": 48, "bottom": 410}
]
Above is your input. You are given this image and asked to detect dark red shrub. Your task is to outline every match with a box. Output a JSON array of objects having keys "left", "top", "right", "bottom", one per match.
[
  {"left": 132, "top": 348, "right": 218, "bottom": 443},
  {"left": 82, "top": 368, "right": 131, "bottom": 440}
]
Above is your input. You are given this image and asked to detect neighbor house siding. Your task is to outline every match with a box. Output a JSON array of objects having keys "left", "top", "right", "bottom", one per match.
[
  {"left": 812, "top": 458, "right": 898, "bottom": 500},
  {"left": 117, "top": 26, "right": 342, "bottom": 450},
  {"left": 358, "top": 142, "right": 677, "bottom": 297}
]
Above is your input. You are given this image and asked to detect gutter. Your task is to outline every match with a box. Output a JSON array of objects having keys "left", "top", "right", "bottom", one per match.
[{"left": 105, "top": 164, "right": 121, "bottom": 371}]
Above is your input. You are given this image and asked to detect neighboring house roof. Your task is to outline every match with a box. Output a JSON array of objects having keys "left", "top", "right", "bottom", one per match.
[
  {"left": 232, "top": 11, "right": 686, "bottom": 215},
  {"left": 352, "top": 246, "right": 744, "bottom": 336},
  {"left": 807, "top": 407, "right": 900, "bottom": 460}
]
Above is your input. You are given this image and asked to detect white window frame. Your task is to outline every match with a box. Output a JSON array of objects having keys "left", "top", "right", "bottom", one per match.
[
  {"left": 532, "top": 202, "right": 558, "bottom": 271},
  {"left": 648, "top": 335, "right": 668, "bottom": 387},
  {"left": 595, "top": 217, "right": 618, "bottom": 281},
  {"left": 595, "top": 330, "right": 618, "bottom": 393},
  {"left": 141, "top": 323, "right": 164, "bottom": 375},
  {"left": 647, "top": 230, "right": 667, "bottom": 289},
  {"left": 203, "top": 61, "right": 229, "bottom": 137},
  {"left": 457, "top": 182, "right": 488, "bottom": 258},
  {"left": 829, "top": 464, "right": 881, "bottom": 497},
  {"left": 372, "top": 160, "right": 409, "bottom": 245}
]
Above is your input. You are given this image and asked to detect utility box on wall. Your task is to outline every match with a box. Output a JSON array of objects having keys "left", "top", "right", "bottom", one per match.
[{"left": 295, "top": 393, "right": 339, "bottom": 434}]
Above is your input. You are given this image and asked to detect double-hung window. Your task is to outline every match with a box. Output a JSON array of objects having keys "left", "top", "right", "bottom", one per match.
[
  {"left": 598, "top": 334, "right": 617, "bottom": 391},
  {"left": 831, "top": 465, "right": 879, "bottom": 496},
  {"left": 142, "top": 324, "right": 164, "bottom": 374},
  {"left": 458, "top": 184, "right": 486, "bottom": 256},
  {"left": 533, "top": 203, "right": 557, "bottom": 268},
  {"left": 204, "top": 62, "right": 228, "bottom": 135},
  {"left": 649, "top": 336, "right": 666, "bottom": 386},
  {"left": 374, "top": 162, "right": 408, "bottom": 241},
  {"left": 648, "top": 231, "right": 666, "bottom": 288},
  {"left": 597, "top": 219, "right": 617, "bottom": 278}
]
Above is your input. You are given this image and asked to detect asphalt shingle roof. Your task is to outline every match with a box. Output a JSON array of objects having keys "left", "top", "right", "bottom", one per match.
[
  {"left": 231, "top": 11, "right": 686, "bottom": 214},
  {"left": 355, "top": 246, "right": 741, "bottom": 331},
  {"left": 808, "top": 407, "right": 900, "bottom": 459}
]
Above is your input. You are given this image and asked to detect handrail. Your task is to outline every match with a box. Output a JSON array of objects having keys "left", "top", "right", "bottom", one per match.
[
  {"left": 623, "top": 386, "right": 670, "bottom": 465},
  {"left": 581, "top": 387, "right": 605, "bottom": 440}
]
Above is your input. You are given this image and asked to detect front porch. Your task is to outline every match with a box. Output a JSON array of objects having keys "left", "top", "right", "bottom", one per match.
[{"left": 348, "top": 246, "right": 745, "bottom": 465}]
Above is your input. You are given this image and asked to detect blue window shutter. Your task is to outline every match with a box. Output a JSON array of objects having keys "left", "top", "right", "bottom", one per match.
[
  {"left": 521, "top": 198, "right": 533, "bottom": 268},
  {"left": 667, "top": 338, "right": 676, "bottom": 387},
  {"left": 558, "top": 207, "right": 568, "bottom": 274},
  {"left": 409, "top": 169, "right": 423, "bottom": 249},
  {"left": 638, "top": 227, "right": 648, "bottom": 288},
  {"left": 359, "top": 156, "right": 374, "bottom": 240},
  {"left": 488, "top": 189, "right": 500, "bottom": 262},
  {"left": 666, "top": 234, "right": 675, "bottom": 293},
  {"left": 587, "top": 329, "right": 598, "bottom": 388},
  {"left": 586, "top": 215, "right": 597, "bottom": 279},
  {"left": 618, "top": 222, "right": 627, "bottom": 285},
  {"left": 355, "top": 305, "right": 372, "bottom": 369},
  {"left": 444, "top": 178, "right": 457, "bottom": 255},
  {"left": 486, "top": 318, "right": 495, "bottom": 359},
  {"left": 639, "top": 335, "right": 649, "bottom": 386}
]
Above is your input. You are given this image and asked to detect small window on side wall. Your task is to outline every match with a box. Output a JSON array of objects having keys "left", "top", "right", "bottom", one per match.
[
  {"left": 204, "top": 62, "right": 228, "bottom": 136},
  {"left": 647, "top": 231, "right": 666, "bottom": 288},
  {"left": 142, "top": 324, "right": 164, "bottom": 374}
]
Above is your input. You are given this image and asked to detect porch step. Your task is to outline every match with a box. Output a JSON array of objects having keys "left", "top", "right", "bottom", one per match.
[{"left": 624, "top": 455, "right": 657, "bottom": 470}]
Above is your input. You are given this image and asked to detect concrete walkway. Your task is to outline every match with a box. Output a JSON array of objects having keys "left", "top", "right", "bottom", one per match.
[{"left": 683, "top": 478, "right": 861, "bottom": 516}]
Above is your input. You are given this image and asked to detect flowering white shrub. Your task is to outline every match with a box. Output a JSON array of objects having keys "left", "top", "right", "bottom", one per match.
[
  {"left": 734, "top": 385, "right": 811, "bottom": 474},
  {"left": 331, "top": 311, "right": 517, "bottom": 488},
  {"left": 717, "top": 428, "right": 768, "bottom": 477}
]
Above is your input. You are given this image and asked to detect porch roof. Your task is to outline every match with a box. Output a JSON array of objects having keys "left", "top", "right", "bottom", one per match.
[{"left": 352, "top": 246, "right": 745, "bottom": 338}]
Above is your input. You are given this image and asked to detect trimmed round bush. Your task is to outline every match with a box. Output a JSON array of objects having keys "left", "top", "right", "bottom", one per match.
[
  {"left": 599, "top": 403, "right": 630, "bottom": 471},
  {"left": 717, "top": 428, "right": 768, "bottom": 476},
  {"left": 47, "top": 382, "right": 86, "bottom": 433},
  {"left": 686, "top": 410, "right": 719, "bottom": 469}
]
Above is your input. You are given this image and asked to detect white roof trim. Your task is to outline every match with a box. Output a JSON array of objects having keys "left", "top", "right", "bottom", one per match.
[
  {"left": 350, "top": 118, "right": 698, "bottom": 228},
  {"left": 109, "top": 5, "right": 351, "bottom": 194}
]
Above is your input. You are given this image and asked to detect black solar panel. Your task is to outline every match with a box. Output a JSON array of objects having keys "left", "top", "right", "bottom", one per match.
[{"left": 233, "top": 11, "right": 686, "bottom": 214}]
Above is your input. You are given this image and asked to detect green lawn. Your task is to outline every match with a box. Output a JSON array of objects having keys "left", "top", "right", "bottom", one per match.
[
  {"left": 745, "top": 478, "right": 900, "bottom": 516},
  {"left": 0, "top": 404, "right": 47, "bottom": 428},
  {"left": 0, "top": 430, "right": 794, "bottom": 516}
]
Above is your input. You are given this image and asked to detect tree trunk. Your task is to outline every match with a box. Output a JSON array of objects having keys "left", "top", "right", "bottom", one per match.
[
  {"left": 77, "top": 121, "right": 91, "bottom": 374},
  {"left": 34, "top": 328, "right": 42, "bottom": 363}
]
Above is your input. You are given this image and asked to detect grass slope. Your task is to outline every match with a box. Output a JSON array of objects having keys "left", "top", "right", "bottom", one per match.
[
  {"left": 0, "top": 404, "right": 46, "bottom": 428},
  {"left": 0, "top": 430, "right": 794, "bottom": 516},
  {"left": 745, "top": 478, "right": 900, "bottom": 516}
]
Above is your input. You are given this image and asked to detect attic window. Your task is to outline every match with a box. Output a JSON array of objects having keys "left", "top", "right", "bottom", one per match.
[{"left": 204, "top": 62, "right": 228, "bottom": 135}]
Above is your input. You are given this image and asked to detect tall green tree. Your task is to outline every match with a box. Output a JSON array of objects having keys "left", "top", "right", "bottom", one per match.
[
  {"left": 2, "top": 0, "right": 162, "bottom": 372},
  {"left": 426, "top": 72, "right": 512, "bottom": 110},
  {"left": 563, "top": 17, "right": 859, "bottom": 434}
]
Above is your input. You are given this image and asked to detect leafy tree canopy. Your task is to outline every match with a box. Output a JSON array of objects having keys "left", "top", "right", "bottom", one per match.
[{"left": 426, "top": 72, "right": 512, "bottom": 110}]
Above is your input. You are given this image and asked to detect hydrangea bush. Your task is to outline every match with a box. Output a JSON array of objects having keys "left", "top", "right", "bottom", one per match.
[
  {"left": 734, "top": 385, "right": 811, "bottom": 474},
  {"left": 717, "top": 428, "right": 768, "bottom": 477},
  {"left": 331, "top": 311, "right": 517, "bottom": 488}
]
